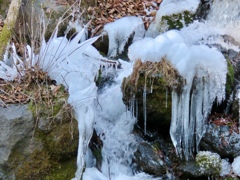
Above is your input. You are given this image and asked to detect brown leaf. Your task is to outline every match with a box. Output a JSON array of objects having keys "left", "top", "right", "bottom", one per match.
[{"left": 109, "top": 9, "right": 116, "bottom": 14}]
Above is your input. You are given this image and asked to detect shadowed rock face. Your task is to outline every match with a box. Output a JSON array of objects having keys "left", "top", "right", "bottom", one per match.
[
  {"left": 133, "top": 141, "right": 166, "bottom": 176},
  {"left": 0, "top": 105, "right": 34, "bottom": 179},
  {"left": 122, "top": 59, "right": 183, "bottom": 136},
  {"left": 200, "top": 124, "right": 240, "bottom": 158}
]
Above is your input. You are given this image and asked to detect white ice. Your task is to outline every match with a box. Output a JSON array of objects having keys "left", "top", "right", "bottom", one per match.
[
  {"left": 104, "top": 16, "right": 145, "bottom": 58},
  {"left": 232, "top": 156, "right": 240, "bottom": 176}
]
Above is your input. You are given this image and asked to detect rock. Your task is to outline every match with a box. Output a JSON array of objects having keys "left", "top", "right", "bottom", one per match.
[
  {"left": 177, "top": 161, "right": 204, "bottom": 179},
  {"left": 200, "top": 124, "right": 240, "bottom": 158},
  {"left": 195, "top": 0, "right": 214, "bottom": 20},
  {"left": 0, "top": 104, "right": 34, "bottom": 179},
  {"left": 0, "top": 100, "right": 79, "bottom": 179},
  {"left": 122, "top": 59, "right": 183, "bottom": 135},
  {"left": 0, "top": 105, "right": 33, "bottom": 164},
  {"left": 16, "top": 0, "right": 74, "bottom": 42},
  {"left": 133, "top": 141, "right": 167, "bottom": 176},
  {"left": 146, "top": 1, "right": 200, "bottom": 37},
  {"left": 93, "top": 32, "right": 109, "bottom": 56}
]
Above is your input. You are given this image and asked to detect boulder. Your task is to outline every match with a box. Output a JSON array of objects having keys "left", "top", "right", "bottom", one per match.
[
  {"left": 200, "top": 124, "right": 240, "bottom": 158},
  {"left": 0, "top": 101, "right": 79, "bottom": 179},
  {"left": 133, "top": 141, "right": 167, "bottom": 176},
  {"left": 0, "top": 104, "right": 34, "bottom": 179}
]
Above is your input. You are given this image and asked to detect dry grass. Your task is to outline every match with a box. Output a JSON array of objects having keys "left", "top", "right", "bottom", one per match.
[{"left": 122, "top": 57, "right": 184, "bottom": 95}]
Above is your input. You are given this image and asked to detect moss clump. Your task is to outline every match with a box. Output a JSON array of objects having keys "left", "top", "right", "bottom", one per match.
[
  {"left": 0, "top": 24, "right": 12, "bottom": 58},
  {"left": 39, "top": 121, "right": 79, "bottom": 161},
  {"left": 16, "top": 150, "right": 54, "bottom": 180},
  {"left": 45, "top": 158, "right": 77, "bottom": 180},
  {"left": 196, "top": 151, "right": 222, "bottom": 176},
  {"left": 159, "top": 11, "right": 194, "bottom": 32}
]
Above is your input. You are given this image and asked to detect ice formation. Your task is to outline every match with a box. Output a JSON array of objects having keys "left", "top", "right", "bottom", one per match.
[
  {"left": 104, "top": 16, "right": 145, "bottom": 57},
  {"left": 0, "top": 27, "right": 104, "bottom": 179},
  {"left": 146, "top": 0, "right": 200, "bottom": 37},
  {"left": 232, "top": 156, "right": 240, "bottom": 176},
  {"left": 220, "top": 159, "right": 231, "bottom": 176},
  {"left": 37, "top": 29, "right": 103, "bottom": 179},
  {"left": 129, "top": 30, "right": 227, "bottom": 159}
]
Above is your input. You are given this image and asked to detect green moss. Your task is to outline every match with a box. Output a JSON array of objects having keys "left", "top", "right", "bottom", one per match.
[
  {"left": 16, "top": 149, "right": 77, "bottom": 180},
  {"left": 0, "top": 24, "right": 12, "bottom": 58},
  {"left": 19, "top": 83, "right": 78, "bottom": 179},
  {"left": 28, "top": 84, "right": 69, "bottom": 121},
  {"left": 16, "top": 150, "right": 54, "bottom": 180},
  {"left": 40, "top": 122, "right": 79, "bottom": 161},
  {"left": 226, "top": 59, "right": 234, "bottom": 95},
  {"left": 160, "top": 11, "right": 194, "bottom": 31},
  {"left": 15, "top": 112, "right": 78, "bottom": 179},
  {"left": 45, "top": 158, "right": 77, "bottom": 180}
]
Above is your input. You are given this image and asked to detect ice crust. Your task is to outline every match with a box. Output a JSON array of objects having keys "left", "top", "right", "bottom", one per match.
[
  {"left": 104, "top": 16, "right": 145, "bottom": 58},
  {"left": 146, "top": 0, "right": 200, "bottom": 37}
]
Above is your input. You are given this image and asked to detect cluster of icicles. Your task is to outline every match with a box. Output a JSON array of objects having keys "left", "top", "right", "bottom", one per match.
[{"left": 128, "top": 29, "right": 227, "bottom": 160}]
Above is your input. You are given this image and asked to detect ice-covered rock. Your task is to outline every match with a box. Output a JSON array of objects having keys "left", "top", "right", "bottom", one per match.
[
  {"left": 104, "top": 16, "right": 145, "bottom": 58},
  {"left": 146, "top": 0, "right": 200, "bottom": 37}
]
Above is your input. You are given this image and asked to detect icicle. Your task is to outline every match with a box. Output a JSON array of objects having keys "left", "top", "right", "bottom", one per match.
[
  {"left": 150, "top": 78, "right": 154, "bottom": 93},
  {"left": 143, "top": 75, "right": 147, "bottom": 135},
  {"left": 136, "top": 99, "right": 139, "bottom": 121}
]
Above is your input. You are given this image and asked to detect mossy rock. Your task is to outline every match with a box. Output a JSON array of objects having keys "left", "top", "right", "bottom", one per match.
[
  {"left": 16, "top": 149, "right": 77, "bottom": 180},
  {"left": 16, "top": 150, "right": 54, "bottom": 180},
  {"left": 9, "top": 79, "right": 78, "bottom": 179},
  {"left": 38, "top": 121, "right": 79, "bottom": 161},
  {"left": 14, "top": 110, "right": 78, "bottom": 179},
  {"left": 160, "top": 11, "right": 194, "bottom": 31},
  {"left": 134, "top": 75, "right": 172, "bottom": 131},
  {"left": 122, "top": 59, "right": 183, "bottom": 135},
  {"left": 45, "top": 158, "right": 77, "bottom": 180}
]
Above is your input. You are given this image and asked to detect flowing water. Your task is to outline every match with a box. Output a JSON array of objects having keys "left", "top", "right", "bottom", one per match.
[{"left": 206, "top": 0, "right": 240, "bottom": 42}]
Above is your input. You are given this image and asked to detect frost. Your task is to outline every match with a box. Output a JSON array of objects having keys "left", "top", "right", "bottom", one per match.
[
  {"left": 159, "top": 0, "right": 200, "bottom": 17},
  {"left": 232, "top": 156, "right": 240, "bottom": 176},
  {"left": 128, "top": 30, "right": 227, "bottom": 159},
  {"left": 196, "top": 151, "right": 222, "bottom": 175},
  {"left": 104, "top": 16, "right": 145, "bottom": 58}
]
